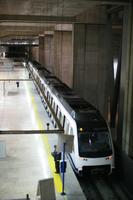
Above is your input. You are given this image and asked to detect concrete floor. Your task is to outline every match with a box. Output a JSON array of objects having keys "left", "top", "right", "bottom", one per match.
[
  {"left": 0, "top": 58, "right": 52, "bottom": 199},
  {"left": 0, "top": 58, "right": 86, "bottom": 200}
]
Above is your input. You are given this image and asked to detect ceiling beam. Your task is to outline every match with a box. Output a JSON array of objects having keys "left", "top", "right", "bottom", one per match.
[
  {"left": 87, "top": 0, "right": 129, "bottom": 5},
  {"left": 0, "top": 33, "right": 38, "bottom": 39},
  {"left": 0, "top": 25, "right": 54, "bottom": 32},
  {"left": 0, "top": 14, "right": 75, "bottom": 23},
  {"left": 0, "top": 31, "right": 46, "bottom": 38}
]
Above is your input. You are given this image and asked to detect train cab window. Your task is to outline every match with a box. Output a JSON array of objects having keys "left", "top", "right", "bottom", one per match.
[{"left": 78, "top": 132, "right": 112, "bottom": 158}]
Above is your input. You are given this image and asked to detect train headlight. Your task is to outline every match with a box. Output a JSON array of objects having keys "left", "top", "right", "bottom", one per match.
[
  {"left": 79, "top": 128, "right": 83, "bottom": 132},
  {"left": 79, "top": 156, "right": 88, "bottom": 161},
  {"left": 106, "top": 155, "right": 112, "bottom": 160}
]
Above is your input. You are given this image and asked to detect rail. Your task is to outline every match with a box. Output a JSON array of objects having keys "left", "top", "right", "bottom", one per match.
[
  {"left": 0, "top": 79, "right": 33, "bottom": 81},
  {"left": 0, "top": 130, "right": 64, "bottom": 135}
]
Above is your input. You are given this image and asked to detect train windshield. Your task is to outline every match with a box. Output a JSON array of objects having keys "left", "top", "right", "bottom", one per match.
[{"left": 78, "top": 131, "right": 112, "bottom": 158}]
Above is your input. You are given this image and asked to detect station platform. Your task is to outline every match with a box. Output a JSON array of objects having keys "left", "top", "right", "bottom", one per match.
[{"left": 0, "top": 58, "right": 86, "bottom": 200}]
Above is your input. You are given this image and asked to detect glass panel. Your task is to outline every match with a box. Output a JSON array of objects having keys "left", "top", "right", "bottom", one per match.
[{"left": 78, "top": 132, "right": 112, "bottom": 158}]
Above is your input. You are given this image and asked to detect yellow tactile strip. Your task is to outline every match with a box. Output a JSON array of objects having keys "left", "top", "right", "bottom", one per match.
[{"left": 29, "top": 85, "right": 63, "bottom": 193}]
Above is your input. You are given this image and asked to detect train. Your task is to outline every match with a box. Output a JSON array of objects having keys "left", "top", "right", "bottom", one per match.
[{"left": 28, "top": 60, "right": 115, "bottom": 175}]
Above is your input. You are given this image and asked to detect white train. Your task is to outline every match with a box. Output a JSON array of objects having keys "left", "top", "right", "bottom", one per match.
[{"left": 28, "top": 60, "right": 115, "bottom": 175}]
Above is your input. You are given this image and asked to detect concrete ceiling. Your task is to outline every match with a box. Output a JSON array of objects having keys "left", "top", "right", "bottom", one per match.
[
  {"left": 0, "top": 0, "right": 129, "bottom": 41},
  {"left": 0, "top": 0, "right": 129, "bottom": 16}
]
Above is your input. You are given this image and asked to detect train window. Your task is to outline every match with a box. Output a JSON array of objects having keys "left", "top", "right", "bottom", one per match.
[
  {"left": 49, "top": 93, "right": 51, "bottom": 102},
  {"left": 51, "top": 97, "right": 53, "bottom": 105},
  {"left": 56, "top": 105, "right": 58, "bottom": 115},
  {"left": 63, "top": 116, "right": 66, "bottom": 128},
  {"left": 57, "top": 107, "right": 60, "bottom": 119},
  {"left": 53, "top": 102, "right": 55, "bottom": 110},
  {"left": 49, "top": 94, "right": 51, "bottom": 102},
  {"left": 56, "top": 108, "right": 63, "bottom": 125},
  {"left": 47, "top": 91, "right": 51, "bottom": 102},
  {"left": 42, "top": 83, "right": 45, "bottom": 89},
  {"left": 60, "top": 113, "right": 64, "bottom": 126},
  {"left": 64, "top": 119, "right": 70, "bottom": 134},
  {"left": 70, "top": 127, "right": 74, "bottom": 135},
  {"left": 66, "top": 125, "right": 70, "bottom": 134},
  {"left": 59, "top": 111, "right": 62, "bottom": 121},
  {"left": 54, "top": 103, "right": 57, "bottom": 112},
  {"left": 47, "top": 92, "right": 49, "bottom": 100}
]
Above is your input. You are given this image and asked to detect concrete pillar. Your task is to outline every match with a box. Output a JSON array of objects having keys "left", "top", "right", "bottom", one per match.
[
  {"left": 117, "top": 5, "right": 133, "bottom": 195},
  {"left": 31, "top": 46, "right": 39, "bottom": 62},
  {"left": 73, "top": 23, "right": 113, "bottom": 119},
  {"left": 54, "top": 27, "right": 73, "bottom": 88},
  {"left": 39, "top": 35, "right": 44, "bottom": 66},
  {"left": 44, "top": 32, "right": 54, "bottom": 73},
  {"left": 121, "top": 5, "right": 133, "bottom": 157}
]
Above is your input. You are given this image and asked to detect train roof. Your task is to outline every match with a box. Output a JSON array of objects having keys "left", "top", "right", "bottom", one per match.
[
  {"left": 30, "top": 61, "right": 108, "bottom": 129},
  {"left": 51, "top": 82, "right": 106, "bottom": 125},
  {"left": 52, "top": 83, "right": 107, "bottom": 128},
  {"left": 53, "top": 84, "right": 76, "bottom": 96},
  {"left": 32, "top": 60, "right": 44, "bottom": 70},
  {"left": 39, "top": 70, "right": 53, "bottom": 78}
]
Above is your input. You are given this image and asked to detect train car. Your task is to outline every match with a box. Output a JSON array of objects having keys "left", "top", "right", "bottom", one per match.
[{"left": 28, "top": 60, "right": 115, "bottom": 175}]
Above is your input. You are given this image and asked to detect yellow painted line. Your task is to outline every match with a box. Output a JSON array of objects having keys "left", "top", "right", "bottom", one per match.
[{"left": 29, "top": 89, "right": 63, "bottom": 193}]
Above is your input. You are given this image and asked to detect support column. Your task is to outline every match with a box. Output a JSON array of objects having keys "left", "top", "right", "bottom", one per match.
[
  {"left": 44, "top": 31, "right": 54, "bottom": 72},
  {"left": 73, "top": 23, "right": 113, "bottom": 119},
  {"left": 117, "top": 5, "right": 133, "bottom": 195},
  {"left": 39, "top": 35, "right": 44, "bottom": 66},
  {"left": 121, "top": 5, "right": 133, "bottom": 158},
  {"left": 31, "top": 46, "right": 39, "bottom": 62},
  {"left": 54, "top": 25, "right": 73, "bottom": 88}
]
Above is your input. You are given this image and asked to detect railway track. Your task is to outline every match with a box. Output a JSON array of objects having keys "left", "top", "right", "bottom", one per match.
[{"left": 77, "top": 172, "right": 133, "bottom": 200}]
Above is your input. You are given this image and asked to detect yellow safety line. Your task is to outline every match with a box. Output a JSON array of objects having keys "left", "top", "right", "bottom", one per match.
[{"left": 28, "top": 89, "right": 62, "bottom": 193}]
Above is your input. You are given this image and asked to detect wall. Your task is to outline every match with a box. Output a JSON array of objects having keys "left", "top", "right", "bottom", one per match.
[
  {"left": 73, "top": 23, "right": 113, "bottom": 118},
  {"left": 44, "top": 34, "right": 54, "bottom": 72},
  {"left": 39, "top": 35, "right": 44, "bottom": 65},
  {"left": 54, "top": 31, "right": 73, "bottom": 88},
  {"left": 31, "top": 46, "right": 39, "bottom": 62},
  {"left": 120, "top": 5, "right": 133, "bottom": 195}
]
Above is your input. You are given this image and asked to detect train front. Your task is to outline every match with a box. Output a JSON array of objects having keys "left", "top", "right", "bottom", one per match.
[{"left": 75, "top": 110, "right": 115, "bottom": 175}]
